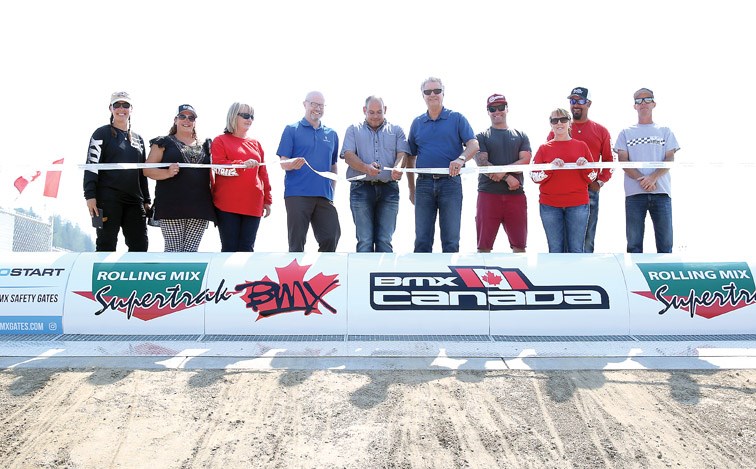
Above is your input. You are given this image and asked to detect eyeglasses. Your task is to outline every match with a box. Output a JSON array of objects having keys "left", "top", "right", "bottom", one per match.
[
  {"left": 423, "top": 88, "right": 443, "bottom": 96},
  {"left": 550, "top": 117, "right": 570, "bottom": 124},
  {"left": 569, "top": 98, "right": 588, "bottom": 105},
  {"left": 634, "top": 97, "right": 655, "bottom": 104},
  {"left": 487, "top": 105, "right": 507, "bottom": 113},
  {"left": 177, "top": 114, "right": 196, "bottom": 122},
  {"left": 112, "top": 102, "right": 131, "bottom": 109},
  {"left": 237, "top": 112, "right": 254, "bottom": 120},
  {"left": 307, "top": 101, "right": 325, "bottom": 109}
]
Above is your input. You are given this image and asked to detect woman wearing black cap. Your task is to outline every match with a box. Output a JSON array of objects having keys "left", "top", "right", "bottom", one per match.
[
  {"left": 83, "top": 91, "right": 151, "bottom": 251},
  {"left": 144, "top": 104, "right": 216, "bottom": 252}
]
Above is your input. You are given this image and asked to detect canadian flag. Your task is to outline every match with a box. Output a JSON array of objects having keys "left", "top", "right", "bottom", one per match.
[
  {"left": 43, "top": 158, "right": 64, "bottom": 198},
  {"left": 14, "top": 171, "right": 41, "bottom": 194},
  {"left": 13, "top": 158, "right": 65, "bottom": 198}
]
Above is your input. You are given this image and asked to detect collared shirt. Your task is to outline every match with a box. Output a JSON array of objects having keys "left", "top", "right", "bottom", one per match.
[
  {"left": 340, "top": 120, "right": 410, "bottom": 182},
  {"left": 408, "top": 107, "right": 475, "bottom": 169},
  {"left": 276, "top": 118, "right": 340, "bottom": 200}
]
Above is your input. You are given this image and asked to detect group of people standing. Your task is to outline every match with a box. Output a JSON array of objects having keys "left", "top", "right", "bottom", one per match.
[
  {"left": 85, "top": 93, "right": 271, "bottom": 253},
  {"left": 83, "top": 80, "right": 679, "bottom": 255}
]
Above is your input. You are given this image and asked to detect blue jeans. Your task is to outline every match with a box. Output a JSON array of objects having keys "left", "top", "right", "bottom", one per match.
[
  {"left": 216, "top": 209, "right": 261, "bottom": 252},
  {"left": 350, "top": 181, "right": 400, "bottom": 252},
  {"left": 625, "top": 193, "right": 673, "bottom": 253},
  {"left": 539, "top": 203, "right": 589, "bottom": 253},
  {"left": 584, "top": 189, "right": 600, "bottom": 253},
  {"left": 414, "top": 176, "right": 462, "bottom": 253}
]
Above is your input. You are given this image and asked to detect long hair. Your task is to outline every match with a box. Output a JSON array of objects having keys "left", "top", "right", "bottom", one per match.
[
  {"left": 168, "top": 121, "right": 198, "bottom": 140},
  {"left": 109, "top": 113, "right": 133, "bottom": 142}
]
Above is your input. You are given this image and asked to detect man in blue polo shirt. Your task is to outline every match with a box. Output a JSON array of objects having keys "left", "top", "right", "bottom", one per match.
[
  {"left": 276, "top": 91, "right": 341, "bottom": 252},
  {"left": 407, "top": 77, "right": 479, "bottom": 253}
]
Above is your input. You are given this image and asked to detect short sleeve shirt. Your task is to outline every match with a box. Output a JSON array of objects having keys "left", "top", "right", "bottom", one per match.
[
  {"left": 276, "top": 118, "right": 340, "bottom": 200},
  {"left": 476, "top": 127, "right": 531, "bottom": 194}
]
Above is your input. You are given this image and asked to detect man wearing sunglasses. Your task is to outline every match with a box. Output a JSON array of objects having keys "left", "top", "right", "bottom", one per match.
[
  {"left": 474, "top": 94, "right": 532, "bottom": 253},
  {"left": 341, "top": 96, "right": 410, "bottom": 252},
  {"left": 614, "top": 88, "right": 680, "bottom": 253},
  {"left": 407, "top": 77, "right": 479, "bottom": 253},
  {"left": 276, "top": 91, "right": 341, "bottom": 252},
  {"left": 547, "top": 87, "right": 613, "bottom": 253}
]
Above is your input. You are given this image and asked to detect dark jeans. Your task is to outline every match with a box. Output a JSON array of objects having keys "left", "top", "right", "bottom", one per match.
[
  {"left": 285, "top": 196, "right": 340, "bottom": 252},
  {"left": 625, "top": 193, "right": 673, "bottom": 253},
  {"left": 584, "top": 188, "right": 600, "bottom": 253},
  {"left": 216, "top": 209, "right": 261, "bottom": 252},
  {"left": 96, "top": 199, "right": 148, "bottom": 252},
  {"left": 349, "top": 180, "right": 400, "bottom": 252}
]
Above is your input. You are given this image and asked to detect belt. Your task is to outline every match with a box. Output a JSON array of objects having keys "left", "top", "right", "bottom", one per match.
[
  {"left": 418, "top": 173, "right": 450, "bottom": 180},
  {"left": 354, "top": 179, "right": 390, "bottom": 185}
]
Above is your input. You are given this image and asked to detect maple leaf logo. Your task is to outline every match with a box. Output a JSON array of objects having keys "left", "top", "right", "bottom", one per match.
[
  {"left": 481, "top": 271, "right": 502, "bottom": 286},
  {"left": 235, "top": 259, "right": 340, "bottom": 321}
]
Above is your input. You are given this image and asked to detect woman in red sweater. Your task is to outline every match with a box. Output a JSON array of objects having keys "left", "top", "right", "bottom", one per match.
[
  {"left": 211, "top": 102, "right": 272, "bottom": 252},
  {"left": 531, "top": 108, "right": 596, "bottom": 253}
]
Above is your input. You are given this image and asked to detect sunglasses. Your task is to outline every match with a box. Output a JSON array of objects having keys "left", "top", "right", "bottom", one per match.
[
  {"left": 112, "top": 102, "right": 131, "bottom": 109},
  {"left": 487, "top": 105, "right": 507, "bottom": 113},
  {"left": 307, "top": 101, "right": 325, "bottom": 109},
  {"left": 569, "top": 98, "right": 588, "bottom": 105},
  {"left": 177, "top": 114, "right": 196, "bottom": 122},
  {"left": 423, "top": 88, "right": 443, "bottom": 96},
  {"left": 550, "top": 117, "right": 570, "bottom": 124},
  {"left": 237, "top": 112, "right": 254, "bottom": 120},
  {"left": 634, "top": 97, "right": 655, "bottom": 104}
]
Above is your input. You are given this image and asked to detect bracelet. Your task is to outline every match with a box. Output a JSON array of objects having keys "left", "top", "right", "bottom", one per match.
[{"left": 457, "top": 156, "right": 466, "bottom": 162}]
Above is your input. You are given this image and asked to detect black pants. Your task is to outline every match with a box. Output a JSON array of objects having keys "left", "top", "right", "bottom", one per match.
[
  {"left": 285, "top": 196, "right": 340, "bottom": 252},
  {"left": 96, "top": 199, "right": 148, "bottom": 252}
]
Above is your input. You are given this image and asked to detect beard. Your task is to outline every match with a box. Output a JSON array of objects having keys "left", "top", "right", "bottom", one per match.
[{"left": 571, "top": 108, "right": 583, "bottom": 120}]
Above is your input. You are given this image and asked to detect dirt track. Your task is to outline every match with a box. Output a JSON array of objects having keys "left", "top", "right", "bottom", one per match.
[{"left": 1, "top": 369, "right": 754, "bottom": 468}]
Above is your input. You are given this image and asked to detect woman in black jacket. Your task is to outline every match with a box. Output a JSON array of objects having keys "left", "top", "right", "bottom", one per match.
[{"left": 83, "top": 91, "right": 151, "bottom": 252}]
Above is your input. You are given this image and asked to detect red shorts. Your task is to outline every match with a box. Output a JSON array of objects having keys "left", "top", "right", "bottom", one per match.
[{"left": 476, "top": 191, "right": 527, "bottom": 251}]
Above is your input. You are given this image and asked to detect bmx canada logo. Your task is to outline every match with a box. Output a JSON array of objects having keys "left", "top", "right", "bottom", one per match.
[
  {"left": 74, "top": 262, "right": 233, "bottom": 321},
  {"left": 235, "top": 259, "right": 340, "bottom": 320},
  {"left": 370, "top": 266, "right": 609, "bottom": 310},
  {"left": 634, "top": 262, "right": 756, "bottom": 318}
]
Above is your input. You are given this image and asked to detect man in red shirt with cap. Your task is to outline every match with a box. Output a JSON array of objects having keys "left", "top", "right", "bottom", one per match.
[{"left": 548, "top": 86, "right": 613, "bottom": 252}]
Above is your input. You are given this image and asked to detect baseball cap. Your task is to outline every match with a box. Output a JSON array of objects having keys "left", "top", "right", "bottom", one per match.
[
  {"left": 486, "top": 94, "right": 507, "bottom": 107},
  {"left": 177, "top": 104, "right": 197, "bottom": 116},
  {"left": 110, "top": 91, "right": 132, "bottom": 106},
  {"left": 568, "top": 87, "right": 591, "bottom": 101}
]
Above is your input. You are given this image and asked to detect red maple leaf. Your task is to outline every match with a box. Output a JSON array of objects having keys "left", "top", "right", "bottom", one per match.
[
  {"left": 481, "top": 271, "right": 502, "bottom": 286},
  {"left": 236, "top": 259, "right": 340, "bottom": 320}
]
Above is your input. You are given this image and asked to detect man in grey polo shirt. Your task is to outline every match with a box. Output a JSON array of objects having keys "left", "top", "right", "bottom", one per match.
[{"left": 341, "top": 95, "right": 410, "bottom": 252}]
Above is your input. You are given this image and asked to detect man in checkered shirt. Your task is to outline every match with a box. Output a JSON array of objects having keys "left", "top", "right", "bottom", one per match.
[{"left": 614, "top": 88, "right": 680, "bottom": 253}]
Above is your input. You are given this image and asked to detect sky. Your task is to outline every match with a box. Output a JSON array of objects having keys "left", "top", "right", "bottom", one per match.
[{"left": 1, "top": 0, "right": 753, "bottom": 255}]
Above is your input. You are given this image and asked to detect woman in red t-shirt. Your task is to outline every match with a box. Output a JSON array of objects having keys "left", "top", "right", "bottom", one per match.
[
  {"left": 211, "top": 102, "right": 273, "bottom": 252},
  {"left": 531, "top": 108, "right": 596, "bottom": 253}
]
